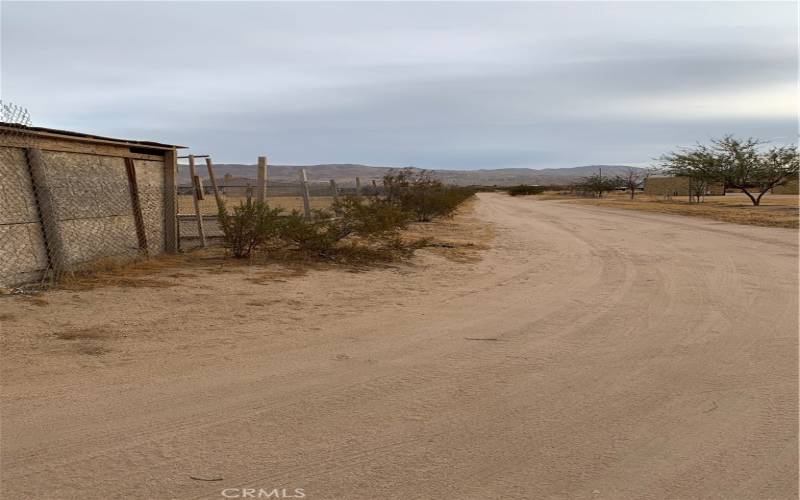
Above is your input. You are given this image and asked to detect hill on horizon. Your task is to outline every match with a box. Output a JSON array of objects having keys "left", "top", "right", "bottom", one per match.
[{"left": 181, "top": 163, "right": 645, "bottom": 186}]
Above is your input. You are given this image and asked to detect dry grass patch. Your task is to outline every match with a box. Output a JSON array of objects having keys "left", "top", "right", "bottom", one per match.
[
  {"left": 59, "top": 255, "right": 187, "bottom": 290},
  {"left": 404, "top": 199, "right": 495, "bottom": 262},
  {"left": 0, "top": 313, "right": 16, "bottom": 322},
  {"left": 54, "top": 326, "right": 113, "bottom": 341},
  {"left": 546, "top": 193, "right": 799, "bottom": 228},
  {"left": 57, "top": 248, "right": 242, "bottom": 290}
]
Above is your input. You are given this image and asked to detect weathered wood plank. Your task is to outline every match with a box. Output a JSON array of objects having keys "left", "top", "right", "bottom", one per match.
[
  {"left": 205, "top": 157, "right": 225, "bottom": 213},
  {"left": 188, "top": 155, "right": 206, "bottom": 247},
  {"left": 124, "top": 158, "right": 149, "bottom": 254},
  {"left": 300, "top": 169, "right": 312, "bottom": 220},
  {"left": 0, "top": 135, "right": 165, "bottom": 161},
  {"left": 163, "top": 149, "right": 179, "bottom": 253},
  {"left": 256, "top": 156, "right": 268, "bottom": 203}
]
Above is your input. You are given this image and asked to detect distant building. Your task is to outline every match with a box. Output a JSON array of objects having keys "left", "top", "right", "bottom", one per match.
[{"left": 643, "top": 176, "right": 725, "bottom": 196}]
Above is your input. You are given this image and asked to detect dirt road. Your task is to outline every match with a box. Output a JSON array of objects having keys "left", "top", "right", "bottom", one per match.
[{"left": 1, "top": 193, "right": 797, "bottom": 499}]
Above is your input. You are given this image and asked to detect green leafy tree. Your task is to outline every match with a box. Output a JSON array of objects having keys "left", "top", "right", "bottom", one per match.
[{"left": 660, "top": 136, "right": 799, "bottom": 206}]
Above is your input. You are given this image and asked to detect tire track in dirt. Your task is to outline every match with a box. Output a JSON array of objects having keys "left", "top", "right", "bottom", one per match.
[{"left": 1, "top": 193, "right": 796, "bottom": 499}]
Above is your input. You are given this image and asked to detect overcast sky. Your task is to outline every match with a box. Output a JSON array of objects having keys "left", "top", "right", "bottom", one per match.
[{"left": 1, "top": 1, "right": 796, "bottom": 168}]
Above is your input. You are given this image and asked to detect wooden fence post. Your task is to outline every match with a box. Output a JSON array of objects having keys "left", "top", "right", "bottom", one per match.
[
  {"left": 329, "top": 179, "right": 340, "bottom": 215},
  {"left": 300, "top": 169, "right": 312, "bottom": 220},
  {"left": 355, "top": 176, "right": 362, "bottom": 197},
  {"left": 329, "top": 179, "right": 340, "bottom": 203},
  {"left": 205, "top": 157, "right": 224, "bottom": 213},
  {"left": 124, "top": 157, "right": 148, "bottom": 255},
  {"left": 256, "top": 156, "right": 268, "bottom": 203},
  {"left": 25, "top": 148, "right": 70, "bottom": 279},
  {"left": 188, "top": 154, "right": 206, "bottom": 247},
  {"left": 163, "top": 148, "right": 178, "bottom": 253}
]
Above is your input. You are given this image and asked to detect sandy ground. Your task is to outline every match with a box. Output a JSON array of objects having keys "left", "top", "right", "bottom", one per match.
[
  {"left": 545, "top": 192, "right": 799, "bottom": 229},
  {"left": 1, "top": 193, "right": 797, "bottom": 499}
]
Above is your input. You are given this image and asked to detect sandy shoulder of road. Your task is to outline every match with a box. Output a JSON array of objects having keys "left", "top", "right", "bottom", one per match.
[
  {"left": 1, "top": 193, "right": 795, "bottom": 500},
  {"left": 0, "top": 201, "right": 494, "bottom": 392}
]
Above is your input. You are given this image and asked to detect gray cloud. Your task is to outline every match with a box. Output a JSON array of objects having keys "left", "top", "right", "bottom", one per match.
[{"left": 2, "top": 1, "right": 796, "bottom": 168}]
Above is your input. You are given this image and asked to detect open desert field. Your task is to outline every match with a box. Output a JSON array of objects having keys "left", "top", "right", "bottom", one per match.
[
  {"left": 558, "top": 192, "right": 799, "bottom": 228},
  {"left": 1, "top": 193, "right": 797, "bottom": 499}
]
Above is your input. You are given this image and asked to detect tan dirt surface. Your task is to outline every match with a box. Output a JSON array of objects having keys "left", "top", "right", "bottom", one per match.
[
  {"left": 547, "top": 192, "right": 799, "bottom": 229},
  {"left": 1, "top": 193, "right": 797, "bottom": 499}
]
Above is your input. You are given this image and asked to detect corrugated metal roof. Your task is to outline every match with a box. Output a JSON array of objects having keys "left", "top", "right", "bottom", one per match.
[{"left": 0, "top": 122, "right": 185, "bottom": 150}]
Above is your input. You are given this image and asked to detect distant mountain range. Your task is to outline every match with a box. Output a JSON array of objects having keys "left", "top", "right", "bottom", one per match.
[{"left": 181, "top": 163, "right": 643, "bottom": 186}]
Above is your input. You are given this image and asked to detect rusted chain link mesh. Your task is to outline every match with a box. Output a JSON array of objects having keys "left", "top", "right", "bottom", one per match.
[
  {"left": 0, "top": 101, "right": 43, "bottom": 286},
  {"left": 1, "top": 102, "right": 165, "bottom": 287}
]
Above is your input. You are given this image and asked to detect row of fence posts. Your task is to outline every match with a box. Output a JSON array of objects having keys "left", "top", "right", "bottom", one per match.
[{"left": 179, "top": 154, "right": 383, "bottom": 249}]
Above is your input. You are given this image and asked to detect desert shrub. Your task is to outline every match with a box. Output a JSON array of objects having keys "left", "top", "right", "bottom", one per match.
[
  {"left": 383, "top": 169, "right": 475, "bottom": 222},
  {"left": 218, "top": 201, "right": 284, "bottom": 258},
  {"left": 334, "top": 196, "right": 410, "bottom": 237},
  {"left": 331, "top": 236, "right": 423, "bottom": 264},
  {"left": 278, "top": 210, "right": 344, "bottom": 256},
  {"left": 435, "top": 185, "right": 476, "bottom": 217},
  {"left": 507, "top": 185, "right": 545, "bottom": 196},
  {"left": 218, "top": 176, "right": 471, "bottom": 264}
]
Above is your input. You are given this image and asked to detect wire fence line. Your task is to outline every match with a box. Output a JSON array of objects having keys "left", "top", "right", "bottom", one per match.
[
  {"left": 1, "top": 107, "right": 390, "bottom": 283},
  {"left": 176, "top": 160, "right": 385, "bottom": 249}
]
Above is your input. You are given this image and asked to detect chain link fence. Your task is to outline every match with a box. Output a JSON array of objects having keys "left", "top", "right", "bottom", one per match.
[
  {"left": 1, "top": 103, "right": 392, "bottom": 283},
  {"left": 1, "top": 102, "right": 169, "bottom": 287},
  {"left": 0, "top": 102, "right": 43, "bottom": 287},
  {"left": 176, "top": 162, "right": 381, "bottom": 249}
]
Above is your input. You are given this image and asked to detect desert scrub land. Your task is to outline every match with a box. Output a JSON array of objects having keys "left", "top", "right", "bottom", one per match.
[
  {"left": 535, "top": 191, "right": 799, "bottom": 228},
  {"left": 178, "top": 194, "right": 336, "bottom": 214},
  {"left": 1, "top": 193, "right": 796, "bottom": 500}
]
